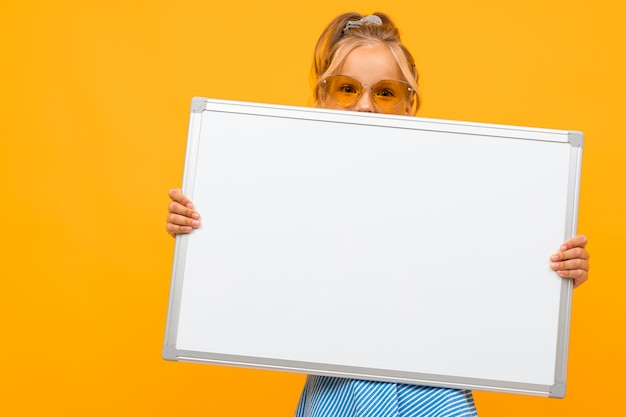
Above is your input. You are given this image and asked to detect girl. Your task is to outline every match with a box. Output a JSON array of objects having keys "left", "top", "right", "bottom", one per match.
[{"left": 166, "top": 12, "right": 590, "bottom": 417}]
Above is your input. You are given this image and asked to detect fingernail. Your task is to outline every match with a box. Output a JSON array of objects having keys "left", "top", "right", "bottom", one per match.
[
  {"left": 191, "top": 220, "right": 200, "bottom": 227},
  {"left": 550, "top": 255, "right": 558, "bottom": 261},
  {"left": 560, "top": 245, "right": 567, "bottom": 251},
  {"left": 192, "top": 213, "right": 200, "bottom": 219},
  {"left": 550, "top": 262, "right": 559, "bottom": 269}
]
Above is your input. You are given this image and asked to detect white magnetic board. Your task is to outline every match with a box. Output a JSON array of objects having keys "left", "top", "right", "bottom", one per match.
[{"left": 163, "top": 97, "right": 583, "bottom": 398}]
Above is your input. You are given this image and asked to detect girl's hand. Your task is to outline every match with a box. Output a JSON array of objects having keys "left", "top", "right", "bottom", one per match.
[
  {"left": 550, "top": 234, "right": 590, "bottom": 288},
  {"left": 166, "top": 188, "right": 201, "bottom": 237}
]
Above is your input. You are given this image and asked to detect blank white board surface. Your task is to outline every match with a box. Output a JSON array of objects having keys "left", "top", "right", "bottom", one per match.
[{"left": 163, "top": 97, "right": 583, "bottom": 398}]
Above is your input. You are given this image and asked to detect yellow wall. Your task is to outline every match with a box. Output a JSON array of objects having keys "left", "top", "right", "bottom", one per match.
[{"left": 1, "top": 1, "right": 624, "bottom": 415}]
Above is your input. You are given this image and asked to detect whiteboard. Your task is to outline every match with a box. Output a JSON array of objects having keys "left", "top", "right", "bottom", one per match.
[{"left": 163, "top": 97, "right": 583, "bottom": 398}]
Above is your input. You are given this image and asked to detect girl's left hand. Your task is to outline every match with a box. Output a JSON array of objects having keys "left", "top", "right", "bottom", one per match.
[{"left": 550, "top": 234, "right": 590, "bottom": 288}]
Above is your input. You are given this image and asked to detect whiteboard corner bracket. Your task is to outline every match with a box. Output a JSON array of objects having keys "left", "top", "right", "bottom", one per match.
[
  {"left": 163, "top": 344, "right": 179, "bottom": 361},
  {"left": 191, "top": 97, "right": 208, "bottom": 113},
  {"left": 549, "top": 382, "right": 566, "bottom": 398},
  {"left": 568, "top": 131, "right": 583, "bottom": 148}
]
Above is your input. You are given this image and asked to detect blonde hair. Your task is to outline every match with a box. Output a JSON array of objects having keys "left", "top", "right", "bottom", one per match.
[{"left": 312, "top": 12, "right": 420, "bottom": 115}]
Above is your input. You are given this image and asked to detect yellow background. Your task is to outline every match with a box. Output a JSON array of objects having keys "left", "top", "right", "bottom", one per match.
[{"left": 1, "top": 0, "right": 624, "bottom": 415}]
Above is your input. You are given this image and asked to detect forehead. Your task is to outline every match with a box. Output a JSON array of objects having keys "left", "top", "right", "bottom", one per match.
[{"left": 336, "top": 43, "right": 405, "bottom": 84}]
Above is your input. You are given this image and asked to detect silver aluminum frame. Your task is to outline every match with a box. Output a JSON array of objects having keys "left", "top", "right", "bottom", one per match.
[{"left": 163, "top": 97, "right": 583, "bottom": 398}]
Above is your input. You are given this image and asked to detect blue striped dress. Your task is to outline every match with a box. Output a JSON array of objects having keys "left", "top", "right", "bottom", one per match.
[{"left": 295, "top": 375, "right": 478, "bottom": 417}]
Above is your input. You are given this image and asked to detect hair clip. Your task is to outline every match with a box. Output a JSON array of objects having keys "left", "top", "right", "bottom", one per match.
[{"left": 342, "top": 15, "right": 383, "bottom": 34}]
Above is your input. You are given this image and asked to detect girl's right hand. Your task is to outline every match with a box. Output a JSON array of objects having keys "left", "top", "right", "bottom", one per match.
[{"left": 166, "top": 188, "right": 201, "bottom": 237}]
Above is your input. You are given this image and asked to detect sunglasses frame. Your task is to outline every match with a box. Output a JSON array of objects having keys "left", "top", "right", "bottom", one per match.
[{"left": 321, "top": 75, "right": 414, "bottom": 110}]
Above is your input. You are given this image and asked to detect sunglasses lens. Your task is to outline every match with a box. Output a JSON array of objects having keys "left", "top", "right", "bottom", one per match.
[
  {"left": 323, "top": 76, "right": 412, "bottom": 109},
  {"left": 324, "top": 75, "right": 362, "bottom": 107},
  {"left": 371, "top": 80, "right": 411, "bottom": 109}
]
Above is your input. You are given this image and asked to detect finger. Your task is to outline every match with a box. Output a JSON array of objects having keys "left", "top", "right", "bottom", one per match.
[
  {"left": 166, "top": 216, "right": 200, "bottom": 237},
  {"left": 550, "top": 246, "right": 589, "bottom": 262},
  {"left": 166, "top": 223, "right": 194, "bottom": 237},
  {"left": 550, "top": 257, "right": 589, "bottom": 273},
  {"left": 167, "top": 224, "right": 197, "bottom": 237},
  {"left": 168, "top": 200, "right": 200, "bottom": 220},
  {"left": 554, "top": 268, "right": 588, "bottom": 288},
  {"left": 168, "top": 188, "right": 194, "bottom": 209},
  {"left": 167, "top": 212, "right": 201, "bottom": 229},
  {"left": 559, "top": 234, "right": 588, "bottom": 251}
]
